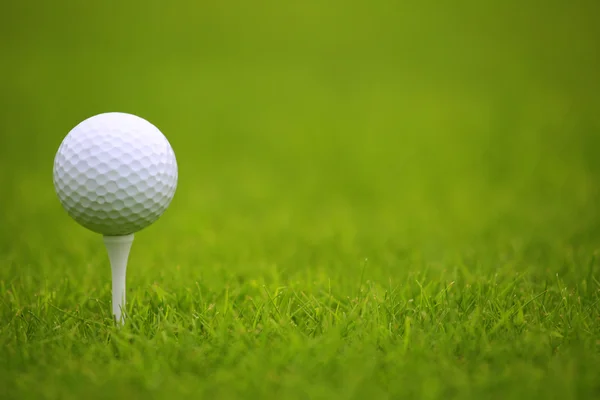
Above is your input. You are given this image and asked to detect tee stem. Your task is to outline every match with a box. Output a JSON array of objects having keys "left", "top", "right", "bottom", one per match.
[{"left": 103, "top": 234, "right": 134, "bottom": 325}]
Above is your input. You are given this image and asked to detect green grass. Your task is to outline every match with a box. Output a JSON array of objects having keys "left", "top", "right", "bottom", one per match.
[{"left": 1, "top": 1, "right": 600, "bottom": 399}]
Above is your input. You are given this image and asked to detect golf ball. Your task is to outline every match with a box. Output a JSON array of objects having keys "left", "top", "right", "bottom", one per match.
[{"left": 53, "top": 112, "right": 178, "bottom": 236}]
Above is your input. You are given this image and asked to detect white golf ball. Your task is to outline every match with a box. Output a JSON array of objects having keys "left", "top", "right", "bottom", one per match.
[{"left": 53, "top": 112, "right": 178, "bottom": 236}]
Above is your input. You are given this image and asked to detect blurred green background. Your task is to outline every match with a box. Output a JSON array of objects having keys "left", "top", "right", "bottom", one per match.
[{"left": 1, "top": 0, "right": 599, "bottom": 265}]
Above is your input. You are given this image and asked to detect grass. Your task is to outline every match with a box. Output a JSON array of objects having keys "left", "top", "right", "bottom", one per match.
[
  {"left": 3, "top": 269, "right": 599, "bottom": 399},
  {"left": 1, "top": 1, "right": 600, "bottom": 399},
  {"left": 2, "top": 254, "right": 599, "bottom": 399}
]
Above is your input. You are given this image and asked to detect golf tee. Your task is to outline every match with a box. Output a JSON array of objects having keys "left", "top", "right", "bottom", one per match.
[{"left": 103, "top": 234, "right": 134, "bottom": 325}]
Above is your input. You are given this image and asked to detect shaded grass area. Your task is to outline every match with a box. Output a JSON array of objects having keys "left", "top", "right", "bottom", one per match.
[
  {"left": 1, "top": 1, "right": 600, "bottom": 399},
  {"left": 2, "top": 264, "right": 599, "bottom": 398}
]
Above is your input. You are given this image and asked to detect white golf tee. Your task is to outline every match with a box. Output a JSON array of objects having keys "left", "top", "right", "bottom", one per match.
[{"left": 103, "top": 234, "right": 134, "bottom": 325}]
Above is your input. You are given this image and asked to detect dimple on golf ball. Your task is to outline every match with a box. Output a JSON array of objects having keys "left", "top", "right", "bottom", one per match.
[{"left": 53, "top": 112, "right": 178, "bottom": 236}]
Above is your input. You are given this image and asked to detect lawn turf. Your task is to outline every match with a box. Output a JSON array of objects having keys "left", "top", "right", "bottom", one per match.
[{"left": 1, "top": 1, "right": 599, "bottom": 399}]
